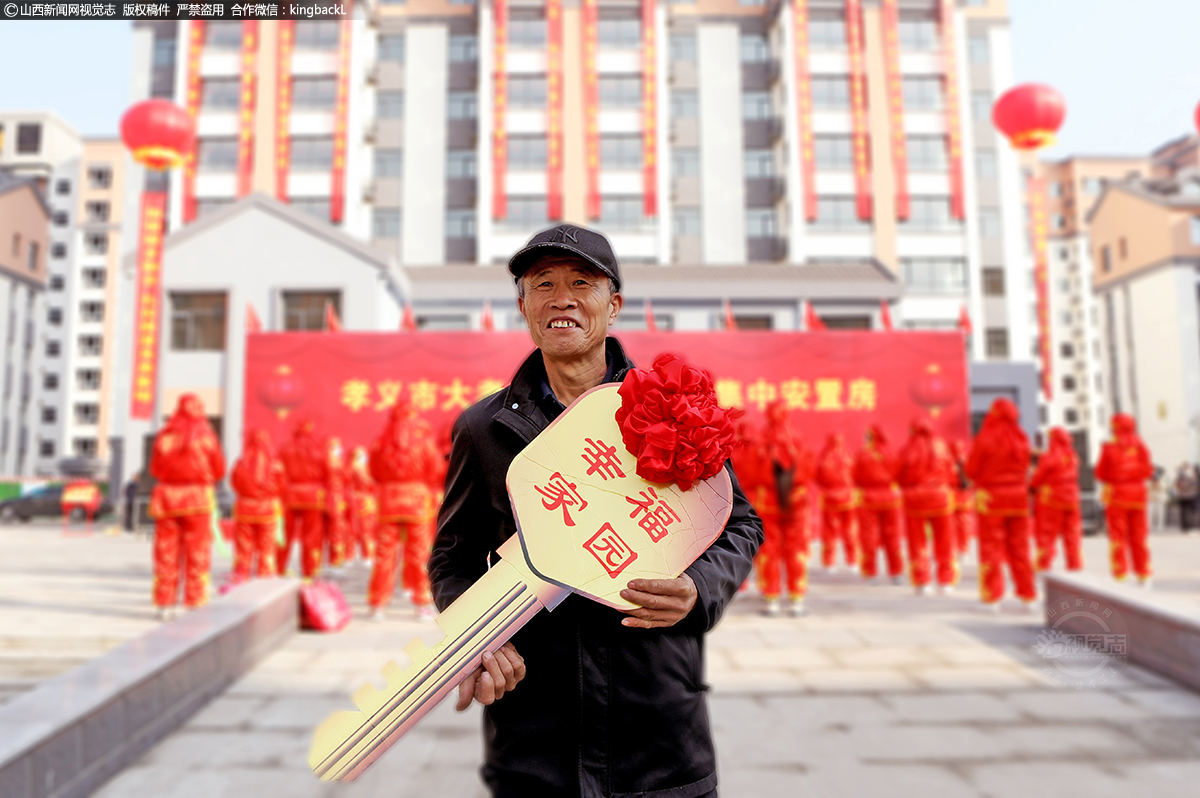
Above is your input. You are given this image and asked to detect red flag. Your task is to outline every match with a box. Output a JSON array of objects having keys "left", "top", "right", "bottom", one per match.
[
  {"left": 324, "top": 301, "right": 342, "bottom": 332},
  {"left": 879, "top": 300, "right": 893, "bottom": 331},
  {"left": 958, "top": 304, "right": 973, "bottom": 335},
  {"left": 401, "top": 303, "right": 416, "bottom": 333},
  {"left": 481, "top": 300, "right": 495, "bottom": 332},
  {"left": 805, "top": 301, "right": 827, "bottom": 331},
  {"left": 246, "top": 303, "right": 262, "bottom": 333},
  {"left": 723, "top": 299, "right": 737, "bottom": 331},
  {"left": 645, "top": 299, "right": 658, "bottom": 332}
]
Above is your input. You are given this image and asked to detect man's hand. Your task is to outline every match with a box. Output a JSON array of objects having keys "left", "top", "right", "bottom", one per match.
[
  {"left": 619, "top": 574, "right": 698, "bottom": 629},
  {"left": 455, "top": 642, "right": 526, "bottom": 711}
]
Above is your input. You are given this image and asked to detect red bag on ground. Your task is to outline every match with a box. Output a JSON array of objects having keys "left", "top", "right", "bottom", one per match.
[{"left": 300, "top": 580, "right": 352, "bottom": 632}]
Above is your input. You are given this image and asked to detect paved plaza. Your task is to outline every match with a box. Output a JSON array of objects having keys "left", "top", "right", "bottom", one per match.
[{"left": 4, "top": 521, "right": 1200, "bottom": 797}]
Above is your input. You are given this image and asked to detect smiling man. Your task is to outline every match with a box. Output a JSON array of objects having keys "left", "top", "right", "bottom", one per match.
[{"left": 430, "top": 224, "right": 763, "bottom": 798}]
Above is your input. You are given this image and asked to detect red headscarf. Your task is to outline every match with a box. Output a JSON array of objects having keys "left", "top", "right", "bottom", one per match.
[
  {"left": 966, "top": 398, "right": 1031, "bottom": 485},
  {"left": 164, "top": 393, "right": 213, "bottom": 449},
  {"left": 370, "top": 400, "right": 438, "bottom": 483}
]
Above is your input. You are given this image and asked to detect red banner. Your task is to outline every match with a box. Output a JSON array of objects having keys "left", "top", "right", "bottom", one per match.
[
  {"left": 640, "top": 0, "right": 657, "bottom": 217},
  {"left": 330, "top": 16, "right": 353, "bottom": 223},
  {"left": 846, "top": 0, "right": 872, "bottom": 220},
  {"left": 940, "top": 0, "right": 965, "bottom": 220},
  {"left": 275, "top": 20, "right": 295, "bottom": 202},
  {"left": 131, "top": 192, "right": 167, "bottom": 420},
  {"left": 492, "top": 0, "right": 508, "bottom": 219},
  {"left": 582, "top": 0, "right": 600, "bottom": 220},
  {"left": 245, "top": 331, "right": 970, "bottom": 452},
  {"left": 792, "top": 0, "right": 817, "bottom": 222},
  {"left": 236, "top": 21, "right": 259, "bottom": 198},
  {"left": 547, "top": 0, "right": 564, "bottom": 220},
  {"left": 1027, "top": 174, "right": 1052, "bottom": 399},
  {"left": 881, "top": 0, "right": 909, "bottom": 220},
  {"left": 182, "top": 20, "right": 205, "bottom": 223}
]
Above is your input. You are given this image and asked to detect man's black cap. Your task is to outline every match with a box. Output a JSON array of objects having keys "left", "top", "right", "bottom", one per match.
[{"left": 507, "top": 224, "right": 622, "bottom": 291}]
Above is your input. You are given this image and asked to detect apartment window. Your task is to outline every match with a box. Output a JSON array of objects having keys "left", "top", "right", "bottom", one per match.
[
  {"left": 903, "top": 76, "right": 944, "bottom": 110},
  {"left": 45, "top": 341, "right": 60, "bottom": 358},
  {"left": 672, "top": 149, "right": 700, "bottom": 177},
  {"left": 283, "top": 291, "right": 340, "bottom": 332},
  {"left": 449, "top": 35, "right": 478, "bottom": 62},
  {"left": 49, "top": 275, "right": 65, "bottom": 290},
  {"left": 76, "top": 370, "right": 101, "bottom": 391},
  {"left": 671, "top": 91, "right": 699, "bottom": 118},
  {"left": 744, "top": 149, "right": 775, "bottom": 178},
  {"left": 812, "top": 76, "right": 851, "bottom": 109},
  {"left": 508, "top": 135, "right": 547, "bottom": 170},
  {"left": 901, "top": 258, "right": 967, "bottom": 294},
  {"left": 673, "top": 208, "right": 701, "bottom": 237},
  {"left": 1101, "top": 245, "right": 1112, "bottom": 273},
  {"left": 740, "top": 34, "right": 770, "bottom": 63},
  {"left": 293, "top": 77, "right": 338, "bottom": 109},
  {"left": 1191, "top": 216, "right": 1200, "bottom": 245},
  {"left": 27, "top": 243, "right": 38, "bottom": 272},
  {"left": 971, "top": 91, "right": 992, "bottom": 120},
  {"left": 87, "top": 166, "right": 112, "bottom": 189},
  {"left": 601, "top": 135, "right": 642, "bottom": 170},
  {"left": 746, "top": 208, "right": 776, "bottom": 237},
  {"left": 39, "top": 440, "right": 55, "bottom": 457},
  {"left": 985, "top": 329, "right": 1009, "bottom": 359},
  {"left": 982, "top": 267, "right": 1005, "bottom": 296},
  {"left": 1064, "top": 409, "right": 1079, "bottom": 425},
  {"left": 446, "top": 209, "right": 476, "bottom": 239},
  {"left": 377, "top": 90, "right": 404, "bottom": 119},
  {"left": 82, "top": 268, "right": 106, "bottom": 288},
  {"left": 48, "top": 308, "right": 63, "bottom": 325},
  {"left": 898, "top": 18, "right": 939, "bottom": 51},
  {"left": 509, "top": 75, "right": 548, "bottom": 108},
  {"left": 197, "top": 138, "right": 238, "bottom": 172},
  {"left": 53, "top": 211, "right": 69, "bottom": 227},
  {"left": 742, "top": 91, "right": 773, "bottom": 120},
  {"left": 85, "top": 200, "right": 110, "bottom": 223},
  {"left": 448, "top": 92, "right": 477, "bottom": 119},
  {"left": 509, "top": 15, "right": 546, "bottom": 47},
  {"left": 55, "top": 179, "right": 71, "bottom": 195},
  {"left": 979, "top": 208, "right": 1002, "bottom": 238},
  {"left": 1062, "top": 375, "right": 1077, "bottom": 392},
  {"left": 1083, "top": 177, "right": 1103, "bottom": 194},
  {"left": 75, "top": 403, "right": 100, "bottom": 425},
  {"left": 375, "top": 149, "right": 403, "bottom": 178},
  {"left": 82, "top": 233, "right": 107, "bottom": 256},
  {"left": 291, "top": 137, "right": 334, "bottom": 171},
  {"left": 599, "top": 197, "right": 645, "bottom": 230},
  {"left": 907, "top": 135, "right": 947, "bottom": 170},
  {"left": 809, "top": 16, "right": 846, "bottom": 49},
  {"left": 1048, "top": 182, "right": 1062, "bottom": 199},
  {"left": 1060, "top": 310, "right": 1073, "bottom": 325},
  {"left": 11, "top": 233, "right": 19, "bottom": 257},
  {"left": 170, "top": 292, "right": 227, "bottom": 351},
  {"left": 670, "top": 33, "right": 697, "bottom": 62},
  {"left": 506, "top": 196, "right": 549, "bottom": 228},
  {"left": 968, "top": 35, "right": 989, "bottom": 63},
  {"left": 205, "top": 20, "right": 242, "bottom": 49},
  {"left": 294, "top": 20, "right": 340, "bottom": 50},
  {"left": 814, "top": 135, "right": 853, "bottom": 169},
  {"left": 379, "top": 34, "right": 405, "bottom": 62},
  {"left": 291, "top": 198, "right": 331, "bottom": 221},
  {"left": 17, "top": 123, "right": 41, "bottom": 154},
  {"left": 448, "top": 150, "right": 477, "bottom": 179},
  {"left": 372, "top": 208, "right": 400, "bottom": 238},
  {"left": 975, "top": 150, "right": 997, "bottom": 179},
  {"left": 903, "top": 197, "right": 960, "bottom": 231},
  {"left": 41, "top": 407, "right": 57, "bottom": 424},
  {"left": 598, "top": 17, "right": 640, "bottom": 48},
  {"left": 1060, "top": 342, "right": 1075, "bottom": 358},
  {"left": 1052, "top": 213, "right": 1066, "bottom": 230},
  {"left": 201, "top": 77, "right": 241, "bottom": 109},
  {"left": 600, "top": 76, "right": 641, "bottom": 108},
  {"left": 813, "top": 197, "right": 869, "bottom": 231},
  {"left": 80, "top": 301, "right": 105, "bottom": 323},
  {"left": 79, "top": 335, "right": 102, "bottom": 356},
  {"left": 72, "top": 438, "right": 98, "bottom": 458}
]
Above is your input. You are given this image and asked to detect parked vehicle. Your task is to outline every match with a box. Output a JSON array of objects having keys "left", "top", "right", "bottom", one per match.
[{"left": 0, "top": 485, "right": 114, "bottom": 522}]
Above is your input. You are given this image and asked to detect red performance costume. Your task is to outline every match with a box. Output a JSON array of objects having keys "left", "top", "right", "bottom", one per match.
[
  {"left": 966, "top": 399, "right": 1037, "bottom": 606},
  {"left": 1094, "top": 413, "right": 1155, "bottom": 583},
  {"left": 950, "top": 439, "right": 975, "bottom": 557},
  {"left": 230, "top": 429, "right": 283, "bottom": 581},
  {"left": 897, "top": 419, "right": 958, "bottom": 592},
  {"left": 149, "top": 394, "right": 226, "bottom": 612},
  {"left": 854, "top": 425, "right": 905, "bottom": 581},
  {"left": 278, "top": 420, "right": 332, "bottom": 577},
  {"left": 346, "top": 446, "right": 378, "bottom": 564},
  {"left": 1030, "top": 427, "right": 1083, "bottom": 572},
  {"left": 368, "top": 401, "right": 441, "bottom": 617},
  {"left": 816, "top": 433, "right": 860, "bottom": 572},
  {"left": 325, "top": 436, "right": 349, "bottom": 568}
]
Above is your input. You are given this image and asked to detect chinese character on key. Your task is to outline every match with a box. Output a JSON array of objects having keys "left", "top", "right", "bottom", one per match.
[
  {"left": 583, "top": 523, "right": 638, "bottom": 579},
  {"left": 625, "top": 487, "right": 681, "bottom": 543},
  {"left": 534, "top": 472, "right": 587, "bottom": 527},
  {"left": 581, "top": 437, "right": 625, "bottom": 481}
]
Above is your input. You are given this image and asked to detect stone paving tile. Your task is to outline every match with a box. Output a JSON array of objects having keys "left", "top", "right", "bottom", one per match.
[
  {"left": 707, "top": 667, "right": 806, "bottom": 693},
  {"left": 801, "top": 667, "right": 921, "bottom": 692},
  {"left": 964, "top": 761, "right": 1134, "bottom": 798},
  {"left": 139, "top": 729, "right": 309, "bottom": 769},
  {"left": 727, "top": 645, "right": 835, "bottom": 670},
  {"left": 882, "top": 692, "right": 1023, "bottom": 723},
  {"left": 757, "top": 694, "right": 898, "bottom": 730},
  {"left": 1119, "top": 688, "right": 1200, "bottom": 717},
  {"left": 982, "top": 723, "right": 1140, "bottom": 759},
  {"left": 803, "top": 763, "right": 982, "bottom": 798},
  {"left": 908, "top": 665, "right": 1040, "bottom": 690},
  {"left": 1006, "top": 690, "right": 1153, "bottom": 721},
  {"left": 827, "top": 644, "right": 944, "bottom": 668},
  {"left": 188, "top": 695, "right": 267, "bottom": 728}
]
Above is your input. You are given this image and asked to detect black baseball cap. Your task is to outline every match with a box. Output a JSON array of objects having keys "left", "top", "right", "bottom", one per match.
[{"left": 507, "top": 224, "right": 622, "bottom": 292}]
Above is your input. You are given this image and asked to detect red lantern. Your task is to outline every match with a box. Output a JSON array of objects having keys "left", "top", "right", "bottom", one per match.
[
  {"left": 992, "top": 83, "right": 1066, "bottom": 151},
  {"left": 257, "top": 364, "right": 306, "bottom": 420},
  {"left": 120, "top": 99, "right": 195, "bottom": 171},
  {"left": 909, "top": 364, "right": 957, "bottom": 418},
  {"left": 1194, "top": 99, "right": 1200, "bottom": 136}
]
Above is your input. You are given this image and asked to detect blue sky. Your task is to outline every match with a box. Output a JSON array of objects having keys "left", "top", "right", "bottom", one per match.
[{"left": 0, "top": 3, "right": 1198, "bottom": 158}]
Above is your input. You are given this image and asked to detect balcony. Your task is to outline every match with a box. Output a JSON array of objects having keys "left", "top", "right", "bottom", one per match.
[
  {"left": 742, "top": 118, "right": 783, "bottom": 148},
  {"left": 671, "top": 176, "right": 701, "bottom": 204},
  {"left": 747, "top": 236, "right": 788, "bottom": 262},
  {"left": 363, "top": 177, "right": 402, "bottom": 206},
  {"left": 445, "top": 238, "right": 477, "bottom": 263},
  {"left": 741, "top": 60, "right": 780, "bottom": 90},
  {"left": 745, "top": 177, "right": 785, "bottom": 207},
  {"left": 447, "top": 119, "right": 477, "bottom": 150}
]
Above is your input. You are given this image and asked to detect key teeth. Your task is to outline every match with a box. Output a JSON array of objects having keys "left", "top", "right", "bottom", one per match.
[
  {"left": 351, "top": 667, "right": 395, "bottom": 714},
  {"left": 404, "top": 638, "right": 431, "bottom": 662},
  {"left": 309, "top": 709, "right": 368, "bottom": 778}
]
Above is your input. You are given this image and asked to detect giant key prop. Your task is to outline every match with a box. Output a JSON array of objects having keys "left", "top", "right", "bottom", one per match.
[{"left": 309, "top": 384, "right": 734, "bottom": 780}]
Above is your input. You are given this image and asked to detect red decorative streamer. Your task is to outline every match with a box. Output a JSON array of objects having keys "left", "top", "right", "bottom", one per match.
[
  {"left": 181, "top": 21, "right": 205, "bottom": 223},
  {"left": 582, "top": 0, "right": 600, "bottom": 220},
  {"left": 940, "top": 0, "right": 966, "bottom": 219},
  {"left": 792, "top": 0, "right": 817, "bottom": 222},
  {"left": 130, "top": 191, "right": 168, "bottom": 420},
  {"left": 330, "top": 17, "right": 353, "bottom": 223},
  {"left": 492, "top": 0, "right": 508, "bottom": 220},
  {"left": 640, "top": 0, "right": 657, "bottom": 217},
  {"left": 1027, "top": 174, "right": 1052, "bottom": 399},
  {"left": 236, "top": 21, "right": 259, "bottom": 198},
  {"left": 880, "top": 0, "right": 909, "bottom": 220},
  {"left": 275, "top": 20, "right": 295, "bottom": 202},
  {"left": 547, "top": 0, "right": 564, "bottom": 220},
  {"left": 845, "top": 0, "right": 872, "bottom": 220}
]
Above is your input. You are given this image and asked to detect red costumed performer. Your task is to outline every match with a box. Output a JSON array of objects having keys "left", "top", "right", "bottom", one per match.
[
  {"left": 897, "top": 419, "right": 958, "bottom": 593},
  {"left": 1030, "top": 427, "right": 1083, "bottom": 572},
  {"left": 230, "top": 429, "right": 283, "bottom": 581},
  {"left": 278, "top": 419, "right": 331, "bottom": 577},
  {"left": 854, "top": 424, "right": 905, "bottom": 582},
  {"left": 149, "top": 394, "right": 226, "bottom": 618},
  {"left": 325, "top": 436, "right": 349, "bottom": 568},
  {"left": 950, "top": 439, "right": 975, "bottom": 557},
  {"left": 369, "top": 401, "right": 441, "bottom": 620},
  {"left": 346, "top": 446, "right": 378, "bottom": 565},
  {"left": 966, "top": 399, "right": 1037, "bottom": 607},
  {"left": 1094, "top": 413, "right": 1154, "bottom": 585},
  {"left": 816, "top": 433, "right": 860, "bottom": 572}
]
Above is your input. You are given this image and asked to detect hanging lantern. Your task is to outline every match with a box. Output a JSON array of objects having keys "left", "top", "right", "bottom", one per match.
[
  {"left": 120, "top": 99, "right": 195, "bottom": 171},
  {"left": 1194, "top": 99, "right": 1200, "bottom": 136},
  {"left": 257, "top": 364, "right": 306, "bottom": 420},
  {"left": 992, "top": 83, "right": 1066, "bottom": 151},
  {"left": 908, "top": 364, "right": 957, "bottom": 418}
]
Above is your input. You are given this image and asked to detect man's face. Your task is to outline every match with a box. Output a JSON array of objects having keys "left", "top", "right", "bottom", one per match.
[{"left": 517, "top": 255, "right": 623, "bottom": 364}]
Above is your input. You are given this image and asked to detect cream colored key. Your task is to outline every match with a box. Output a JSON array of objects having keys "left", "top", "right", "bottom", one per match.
[{"left": 309, "top": 385, "right": 733, "bottom": 781}]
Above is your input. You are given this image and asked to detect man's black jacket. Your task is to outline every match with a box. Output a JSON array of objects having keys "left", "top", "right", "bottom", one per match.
[{"left": 430, "top": 337, "right": 764, "bottom": 798}]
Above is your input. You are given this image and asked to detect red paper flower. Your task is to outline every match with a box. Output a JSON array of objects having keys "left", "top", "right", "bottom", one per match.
[{"left": 616, "top": 353, "right": 742, "bottom": 491}]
